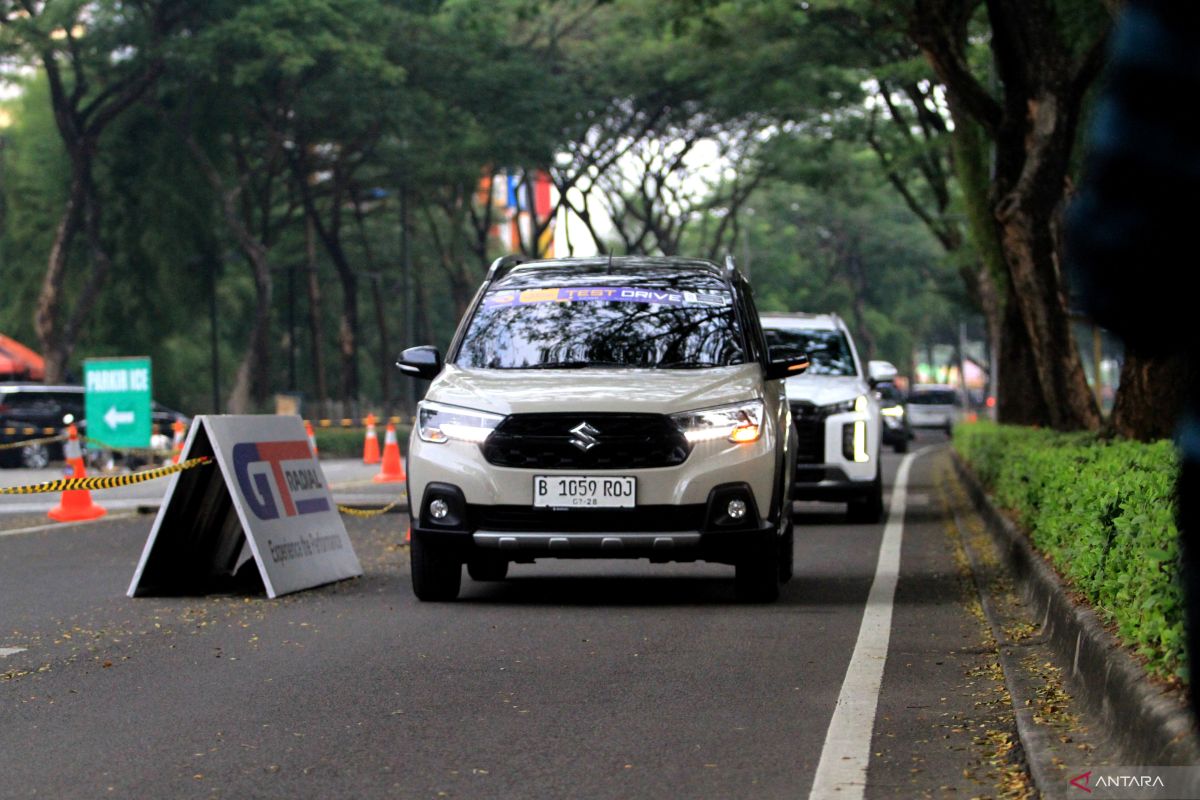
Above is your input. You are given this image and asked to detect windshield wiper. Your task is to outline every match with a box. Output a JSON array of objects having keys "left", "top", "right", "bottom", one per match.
[
  {"left": 656, "top": 360, "right": 716, "bottom": 369},
  {"left": 522, "top": 360, "right": 625, "bottom": 369}
]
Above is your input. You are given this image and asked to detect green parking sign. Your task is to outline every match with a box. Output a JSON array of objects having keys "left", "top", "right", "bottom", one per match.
[{"left": 84, "top": 357, "right": 152, "bottom": 449}]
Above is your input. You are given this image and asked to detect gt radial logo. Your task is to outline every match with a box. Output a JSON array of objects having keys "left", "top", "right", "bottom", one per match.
[
  {"left": 569, "top": 421, "right": 600, "bottom": 452},
  {"left": 233, "top": 441, "right": 330, "bottom": 520}
]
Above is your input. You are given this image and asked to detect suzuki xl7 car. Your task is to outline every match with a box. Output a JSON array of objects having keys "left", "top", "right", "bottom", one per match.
[{"left": 396, "top": 255, "right": 809, "bottom": 602}]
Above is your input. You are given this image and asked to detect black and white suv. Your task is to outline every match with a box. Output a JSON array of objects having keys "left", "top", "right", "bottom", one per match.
[
  {"left": 396, "top": 255, "right": 809, "bottom": 602},
  {"left": 759, "top": 313, "right": 885, "bottom": 522}
]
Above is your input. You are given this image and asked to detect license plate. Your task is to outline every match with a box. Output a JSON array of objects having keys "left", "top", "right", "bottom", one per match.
[{"left": 533, "top": 475, "right": 636, "bottom": 508}]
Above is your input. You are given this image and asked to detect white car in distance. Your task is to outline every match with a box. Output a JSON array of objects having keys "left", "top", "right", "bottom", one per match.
[
  {"left": 760, "top": 313, "right": 884, "bottom": 523},
  {"left": 906, "top": 384, "right": 962, "bottom": 433}
]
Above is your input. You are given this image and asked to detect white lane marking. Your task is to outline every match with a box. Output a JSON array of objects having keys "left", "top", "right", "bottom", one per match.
[
  {"left": 808, "top": 445, "right": 936, "bottom": 800},
  {"left": 0, "top": 647, "right": 27, "bottom": 658}
]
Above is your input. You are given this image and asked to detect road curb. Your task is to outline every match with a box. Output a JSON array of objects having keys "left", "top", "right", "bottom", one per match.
[{"left": 952, "top": 451, "right": 1199, "bottom": 767}]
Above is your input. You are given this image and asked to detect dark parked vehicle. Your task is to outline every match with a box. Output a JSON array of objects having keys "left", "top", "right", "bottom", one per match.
[
  {"left": 0, "top": 383, "right": 85, "bottom": 469},
  {"left": 1, "top": 383, "right": 190, "bottom": 469}
]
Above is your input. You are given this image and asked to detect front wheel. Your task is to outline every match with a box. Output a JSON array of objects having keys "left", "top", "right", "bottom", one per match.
[
  {"left": 20, "top": 443, "right": 50, "bottom": 470},
  {"left": 735, "top": 538, "right": 780, "bottom": 603},
  {"left": 847, "top": 472, "right": 884, "bottom": 524},
  {"left": 411, "top": 535, "right": 462, "bottom": 601},
  {"left": 778, "top": 516, "right": 795, "bottom": 583}
]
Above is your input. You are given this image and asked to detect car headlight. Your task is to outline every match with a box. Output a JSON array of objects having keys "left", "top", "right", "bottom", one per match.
[
  {"left": 671, "top": 399, "right": 764, "bottom": 444},
  {"left": 417, "top": 401, "right": 504, "bottom": 444},
  {"left": 821, "top": 395, "right": 869, "bottom": 416}
]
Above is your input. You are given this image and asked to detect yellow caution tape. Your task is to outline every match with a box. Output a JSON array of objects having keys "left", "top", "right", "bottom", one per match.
[
  {"left": 336, "top": 500, "right": 404, "bottom": 518},
  {"left": 311, "top": 416, "right": 415, "bottom": 429},
  {"left": 0, "top": 433, "right": 66, "bottom": 451},
  {"left": 0, "top": 457, "right": 213, "bottom": 495}
]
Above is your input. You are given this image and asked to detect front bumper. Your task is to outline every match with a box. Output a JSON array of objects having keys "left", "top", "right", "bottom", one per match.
[
  {"left": 791, "top": 466, "right": 877, "bottom": 501},
  {"left": 412, "top": 484, "right": 777, "bottom": 566},
  {"left": 412, "top": 525, "right": 775, "bottom": 566}
]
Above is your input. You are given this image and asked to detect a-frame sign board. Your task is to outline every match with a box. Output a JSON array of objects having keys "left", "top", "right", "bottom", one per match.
[{"left": 128, "top": 415, "right": 362, "bottom": 598}]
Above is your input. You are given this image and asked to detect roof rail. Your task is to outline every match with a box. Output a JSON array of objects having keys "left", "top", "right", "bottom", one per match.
[{"left": 486, "top": 254, "right": 527, "bottom": 282}]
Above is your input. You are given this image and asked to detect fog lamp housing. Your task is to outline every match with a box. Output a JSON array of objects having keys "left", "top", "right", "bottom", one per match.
[
  {"left": 420, "top": 483, "right": 467, "bottom": 529},
  {"left": 704, "top": 483, "right": 760, "bottom": 529}
]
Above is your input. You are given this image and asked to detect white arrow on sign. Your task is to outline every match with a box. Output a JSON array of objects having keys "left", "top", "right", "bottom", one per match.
[{"left": 104, "top": 406, "right": 135, "bottom": 430}]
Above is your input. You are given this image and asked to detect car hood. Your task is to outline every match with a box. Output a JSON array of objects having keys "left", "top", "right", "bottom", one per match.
[
  {"left": 425, "top": 363, "right": 764, "bottom": 415},
  {"left": 782, "top": 375, "right": 870, "bottom": 406}
]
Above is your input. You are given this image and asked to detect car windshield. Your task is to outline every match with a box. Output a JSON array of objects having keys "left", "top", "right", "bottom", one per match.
[
  {"left": 455, "top": 277, "right": 745, "bottom": 369},
  {"left": 762, "top": 328, "right": 856, "bottom": 377},
  {"left": 909, "top": 389, "right": 957, "bottom": 405}
]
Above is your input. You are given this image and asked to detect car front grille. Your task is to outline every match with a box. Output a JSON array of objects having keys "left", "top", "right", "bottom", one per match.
[
  {"left": 790, "top": 402, "right": 828, "bottom": 464},
  {"left": 468, "top": 504, "right": 707, "bottom": 533},
  {"left": 482, "top": 413, "right": 691, "bottom": 470}
]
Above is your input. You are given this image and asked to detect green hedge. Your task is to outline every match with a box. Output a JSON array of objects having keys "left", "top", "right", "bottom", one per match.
[
  {"left": 954, "top": 421, "right": 1185, "bottom": 680},
  {"left": 312, "top": 425, "right": 413, "bottom": 458}
]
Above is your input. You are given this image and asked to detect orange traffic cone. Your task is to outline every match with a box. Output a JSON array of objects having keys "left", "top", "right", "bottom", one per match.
[
  {"left": 48, "top": 424, "right": 106, "bottom": 522},
  {"left": 170, "top": 420, "right": 187, "bottom": 464},
  {"left": 362, "top": 413, "right": 381, "bottom": 464},
  {"left": 373, "top": 423, "right": 406, "bottom": 483},
  {"left": 305, "top": 420, "right": 319, "bottom": 459}
]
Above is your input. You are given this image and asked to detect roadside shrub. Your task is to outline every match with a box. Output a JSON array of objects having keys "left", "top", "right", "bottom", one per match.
[{"left": 954, "top": 422, "right": 1184, "bottom": 680}]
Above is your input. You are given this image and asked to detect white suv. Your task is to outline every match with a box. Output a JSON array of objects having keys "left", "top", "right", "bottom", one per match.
[
  {"left": 397, "top": 256, "right": 810, "bottom": 602},
  {"left": 759, "top": 313, "right": 884, "bottom": 522}
]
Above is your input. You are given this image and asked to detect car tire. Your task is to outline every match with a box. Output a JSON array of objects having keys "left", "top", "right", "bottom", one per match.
[
  {"left": 20, "top": 443, "right": 50, "bottom": 470},
  {"left": 411, "top": 535, "right": 462, "bottom": 601},
  {"left": 847, "top": 471, "right": 884, "bottom": 524},
  {"left": 778, "top": 515, "right": 795, "bottom": 584},
  {"left": 735, "top": 538, "right": 780, "bottom": 603},
  {"left": 467, "top": 558, "right": 509, "bottom": 582}
]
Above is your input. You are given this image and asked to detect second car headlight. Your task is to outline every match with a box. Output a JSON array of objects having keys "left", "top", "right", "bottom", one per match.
[
  {"left": 417, "top": 401, "right": 504, "bottom": 444},
  {"left": 670, "top": 399, "right": 764, "bottom": 444}
]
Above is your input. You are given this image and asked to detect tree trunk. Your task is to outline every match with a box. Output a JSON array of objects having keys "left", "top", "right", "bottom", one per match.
[
  {"left": 336, "top": 282, "right": 359, "bottom": 405},
  {"left": 227, "top": 253, "right": 272, "bottom": 414},
  {"left": 996, "top": 193, "right": 1101, "bottom": 431},
  {"left": 1109, "top": 346, "right": 1187, "bottom": 442},
  {"left": 305, "top": 219, "right": 328, "bottom": 418},
  {"left": 994, "top": 283, "right": 1050, "bottom": 425},
  {"left": 35, "top": 165, "right": 87, "bottom": 383},
  {"left": 911, "top": 0, "right": 1108, "bottom": 430},
  {"left": 844, "top": 248, "right": 878, "bottom": 361},
  {"left": 372, "top": 274, "right": 392, "bottom": 408}
]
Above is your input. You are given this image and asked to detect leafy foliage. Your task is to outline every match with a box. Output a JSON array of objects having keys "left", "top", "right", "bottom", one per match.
[{"left": 955, "top": 422, "right": 1185, "bottom": 680}]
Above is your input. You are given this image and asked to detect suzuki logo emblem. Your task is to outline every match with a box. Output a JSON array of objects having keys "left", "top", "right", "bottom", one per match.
[{"left": 569, "top": 422, "right": 600, "bottom": 452}]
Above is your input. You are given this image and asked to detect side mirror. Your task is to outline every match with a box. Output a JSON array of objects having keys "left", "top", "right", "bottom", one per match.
[
  {"left": 765, "top": 349, "right": 809, "bottom": 381},
  {"left": 867, "top": 360, "right": 898, "bottom": 385},
  {"left": 396, "top": 346, "right": 443, "bottom": 380}
]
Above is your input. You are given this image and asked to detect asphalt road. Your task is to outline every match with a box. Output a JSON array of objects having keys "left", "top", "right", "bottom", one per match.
[{"left": 0, "top": 431, "right": 1020, "bottom": 799}]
